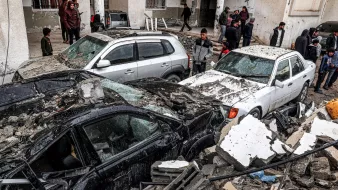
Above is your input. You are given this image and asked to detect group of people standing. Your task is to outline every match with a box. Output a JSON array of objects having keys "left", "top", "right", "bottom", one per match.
[
  {"left": 41, "top": 0, "right": 81, "bottom": 57},
  {"left": 218, "top": 6, "right": 254, "bottom": 52},
  {"left": 58, "top": 0, "right": 81, "bottom": 45}
]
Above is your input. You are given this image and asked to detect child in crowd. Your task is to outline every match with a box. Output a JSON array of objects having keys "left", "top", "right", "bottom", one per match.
[
  {"left": 41, "top": 28, "right": 53, "bottom": 56},
  {"left": 315, "top": 48, "right": 335, "bottom": 93},
  {"left": 219, "top": 42, "right": 230, "bottom": 60}
]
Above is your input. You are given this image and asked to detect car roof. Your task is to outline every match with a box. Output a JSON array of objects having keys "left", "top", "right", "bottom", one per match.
[
  {"left": 232, "top": 45, "right": 293, "bottom": 60},
  {"left": 321, "top": 21, "right": 338, "bottom": 25}
]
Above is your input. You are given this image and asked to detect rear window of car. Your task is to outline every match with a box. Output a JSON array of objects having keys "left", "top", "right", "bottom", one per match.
[
  {"left": 317, "top": 23, "right": 338, "bottom": 33},
  {"left": 162, "top": 40, "right": 175, "bottom": 54},
  {"left": 0, "top": 82, "right": 37, "bottom": 107},
  {"left": 110, "top": 13, "right": 128, "bottom": 21}
]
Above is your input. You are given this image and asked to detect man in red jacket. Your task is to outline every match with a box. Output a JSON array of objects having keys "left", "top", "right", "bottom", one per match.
[{"left": 64, "top": 1, "right": 81, "bottom": 45}]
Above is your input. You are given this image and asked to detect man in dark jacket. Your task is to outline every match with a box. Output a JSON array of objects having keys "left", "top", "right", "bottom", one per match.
[
  {"left": 225, "top": 20, "right": 239, "bottom": 50},
  {"left": 218, "top": 7, "right": 230, "bottom": 43},
  {"left": 270, "top": 22, "right": 285, "bottom": 47},
  {"left": 243, "top": 18, "right": 255, "bottom": 47},
  {"left": 180, "top": 4, "right": 192, "bottom": 32},
  {"left": 295, "top": 30, "right": 310, "bottom": 57},
  {"left": 306, "top": 39, "right": 319, "bottom": 63},
  {"left": 193, "top": 28, "right": 213, "bottom": 75},
  {"left": 326, "top": 32, "right": 338, "bottom": 51},
  {"left": 64, "top": 1, "right": 81, "bottom": 45}
]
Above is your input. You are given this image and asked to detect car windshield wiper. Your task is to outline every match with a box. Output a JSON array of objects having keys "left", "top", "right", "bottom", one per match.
[
  {"left": 233, "top": 74, "right": 270, "bottom": 78},
  {"left": 217, "top": 70, "right": 232, "bottom": 75}
]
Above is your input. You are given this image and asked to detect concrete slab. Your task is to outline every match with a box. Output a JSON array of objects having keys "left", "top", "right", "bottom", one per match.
[{"left": 311, "top": 117, "right": 338, "bottom": 140}]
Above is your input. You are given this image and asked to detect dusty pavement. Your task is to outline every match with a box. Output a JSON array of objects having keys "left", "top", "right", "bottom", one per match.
[{"left": 27, "top": 30, "right": 338, "bottom": 106}]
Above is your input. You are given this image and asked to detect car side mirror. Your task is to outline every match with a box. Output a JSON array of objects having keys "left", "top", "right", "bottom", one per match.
[
  {"left": 274, "top": 79, "right": 284, "bottom": 88},
  {"left": 96, "top": 60, "right": 111, "bottom": 68}
]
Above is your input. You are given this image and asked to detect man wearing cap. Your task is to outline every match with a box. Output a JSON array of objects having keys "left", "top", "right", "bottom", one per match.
[{"left": 243, "top": 18, "right": 255, "bottom": 47}]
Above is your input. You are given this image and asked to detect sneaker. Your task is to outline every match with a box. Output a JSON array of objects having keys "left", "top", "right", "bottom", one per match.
[
  {"left": 323, "top": 86, "right": 329, "bottom": 90},
  {"left": 188, "top": 28, "right": 192, "bottom": 31}
]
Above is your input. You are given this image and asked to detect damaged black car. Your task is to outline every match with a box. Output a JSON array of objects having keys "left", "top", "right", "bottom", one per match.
[{"left": 0, "top": 70, "right": 225, "bottom": 189}]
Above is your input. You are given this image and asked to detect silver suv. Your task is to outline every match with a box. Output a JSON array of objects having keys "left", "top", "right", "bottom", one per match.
[{"left": 13, "top": 32, "right": 190, "bottom": 83}]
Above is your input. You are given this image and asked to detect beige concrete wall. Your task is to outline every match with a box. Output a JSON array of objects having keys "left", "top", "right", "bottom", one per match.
[
  {"left": 0, "top": 0, "right": 29, "bottom": 83},
  {"left": 129, "top": 0, "right": 146, "bottom": 27},
  {"left": 321, "top": 0, "right": 338, "bottom": 23},
  {"left": 109, "top": 0, "right": 128, "bottom": 12},
  {"left": 252, "top": 0, "right": 287, "bottom": 46}
]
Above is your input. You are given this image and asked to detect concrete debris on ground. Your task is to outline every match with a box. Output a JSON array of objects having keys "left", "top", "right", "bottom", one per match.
[{"left": 145, "top": 101, "right": 338, "bottom": 190}]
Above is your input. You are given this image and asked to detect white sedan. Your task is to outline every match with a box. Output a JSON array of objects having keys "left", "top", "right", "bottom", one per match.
[{"left": 180, "top": 45, "right": 316, "bottom": 119}]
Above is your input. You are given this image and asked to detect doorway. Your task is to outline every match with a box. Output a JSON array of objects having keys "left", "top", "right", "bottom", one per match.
[{"left": 199, "top": 0, "right": 216, "bottom": 27}]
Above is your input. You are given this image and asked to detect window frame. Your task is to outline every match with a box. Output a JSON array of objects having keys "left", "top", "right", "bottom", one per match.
[
  {"left": 136, "top": 41, "right": 167, "bottom": 60},
  {"left": 81, "top": 112, "right": 162, "bottom": 163},
  {"left": 102, "top": 43, "right": 137, "bottom": 66},
  {"left": 32, "top": 0, "right": 59, "bottom": 11},
  {"left": 145, "top": 0, "right": 166, "bottom": 10},
  {"left": 290, "top": 56, "right": 305, "bottom": 77},
  {"left": 275, "top": 59, "right": 291, "bottom": 82}
]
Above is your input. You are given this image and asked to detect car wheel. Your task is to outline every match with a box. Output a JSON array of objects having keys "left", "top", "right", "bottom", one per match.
[
  {"left": 295, "top": 82, "right": 309, "bottom": 103},
  {"left": 248, "top": 108, "right": 261, "bottom": 119},
  {"left": 165, "top": 74, "right": 181, "bottom": 83}
]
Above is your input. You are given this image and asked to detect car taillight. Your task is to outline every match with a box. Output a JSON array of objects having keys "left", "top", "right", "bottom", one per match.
[
  {"left": 107, "top": 17, "right": 110, "bottom": 25},
  {"left": 187, "top": 53, "right": 192, "bottom": 69},
  {"left": 228, "top": 108, "right": 239, "bottom": 119}
]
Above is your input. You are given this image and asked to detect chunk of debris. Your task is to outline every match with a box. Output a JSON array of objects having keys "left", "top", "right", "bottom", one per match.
[
  {"left": 323, "top": 146, "right": 338, "bottom": 168},
  {"left": 293, "top": 133, "right": 317, "bottom": 155},
  {"left": 223, "top": 182, "right": 237, "bottom": 190},
  {"left": 315, "top": 179, "right": 332, "bottom": 188},
  {"left": 78, "top": 78, "right": 105, "bottom": 104},
  {"left": 291, "top": 155, "right": 314, "bottom": 176},
  {"left": 311, "top": 117, "right": 338, "bottom": 140},
  {"left": 216, "top": 115, "right": 292, "bottom": 170},
  {"left": 151, "top": 160, "right": 189, "bottom": 183},
  {"left": 294, "top": 176, "right": 315, "bottom": 188},
  {"left": 310, "top": 157, "right": 332, "bottom": 180}
]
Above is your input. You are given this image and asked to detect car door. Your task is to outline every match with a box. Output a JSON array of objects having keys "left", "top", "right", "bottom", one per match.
[
  {"left": 91, "top": 41, "right": 138, "bottom": 83},
  {"left": 79, "top": 111, "right": 181, "bottom": 189},
  {"left": 269, "top": 59, "right": 293, "bottom": 111},
  {"left": 136, "top": 40, "right": 172, "bottom": 79},
  {"left": 289, "top": 56, "right": 306, "bottom": 99}
]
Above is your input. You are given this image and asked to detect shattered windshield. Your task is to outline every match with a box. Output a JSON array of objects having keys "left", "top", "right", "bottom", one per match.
[
  {"left": 60, "top": 36, "right": 108, "bottom": 69},
  {"left": 100, "top": 79, "right": 179, "bottom": 119},
  {"left": 215, "top": 52, "right": 274, "bottom": 84}
]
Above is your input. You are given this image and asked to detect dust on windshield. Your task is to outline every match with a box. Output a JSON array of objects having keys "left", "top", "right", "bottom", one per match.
[
  {"left": 215, "top": 52, "right": 274, "bottom": 84},
  {"left": 60, "top": 36, "right": 108, "bottom": 69}
]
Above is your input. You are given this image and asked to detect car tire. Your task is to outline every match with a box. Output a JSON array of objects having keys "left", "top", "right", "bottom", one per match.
[
  {"left": 248, "top": 107, "right": 262, "bottom": 119},
  {"left": 294, "top": 82, "right": 309, "bottom": 103},
  {"left": 165, "top": 74, "right": 181, "bottom": 83}
]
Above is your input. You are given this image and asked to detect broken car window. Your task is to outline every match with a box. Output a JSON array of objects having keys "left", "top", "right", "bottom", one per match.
[
  {"left": 215, "top": 52, "right": 275, "bottom": 84},
  {"left": 103, "top": 44, "right": 134, "bottom": 64},
  {"left": 84, "top": 114, "right": 159, "bottom": 162},
  {"left": 60, "top": 36, "right": 108, "bottom": 69},
  {"left": 275, "top": 59, "right": 290, "bottom": 82},
  {"left": 30, "top": 132, "right": 83, "bottom": 176}
]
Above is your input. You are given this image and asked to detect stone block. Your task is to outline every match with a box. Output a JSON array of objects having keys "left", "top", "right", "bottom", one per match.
[
  {"left": 310, "top": 157, "right": 332, "bottom": 180},
  {"left": 311, "top": 117, "right": 338, "bottom": 140},
  {"left": 323, "top": 146, "right": 338, "bottom": 168}
]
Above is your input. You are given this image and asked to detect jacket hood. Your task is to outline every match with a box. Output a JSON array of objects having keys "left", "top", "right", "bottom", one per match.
[
  {"left": 301, "top": 29, "right": 309, "bottom": 37},
  {"left": 179, "top": 70, "right": 265, "bottom": 107}
]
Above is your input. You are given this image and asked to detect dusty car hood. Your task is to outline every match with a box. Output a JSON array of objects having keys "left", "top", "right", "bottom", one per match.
[
  {"left": 179, "top": 70, "right": 265, "bottom": 107},
  {"left": 125, "top": 78, "right": 222, "bottom": 120},
  {"left": 16, "top": 56, "right": 70, "bottom": 80}
]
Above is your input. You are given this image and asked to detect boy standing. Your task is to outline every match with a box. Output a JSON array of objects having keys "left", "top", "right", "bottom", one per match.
[
  {"left": 243, "top": 18, "right": 255, "bottom": 47},
  {"left": 306, "top": 38, "right": 319, "bottom": 63},
  {"left": 315, "top": 48, "right": 335, "bottom": 93},
  {"left": 193, "top": 28, "right": 213, "bottom": 75},
  {"left": 41, "top": 28, "right": 53, "bottom": 56}
]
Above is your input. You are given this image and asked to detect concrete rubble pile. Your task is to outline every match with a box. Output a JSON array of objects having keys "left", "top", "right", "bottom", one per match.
[
  {"left": 0, "top": 78, "right": 107, "bottom": 159},
  {"left": 144, "top": 101, "right": 338, "bottom": 190}
]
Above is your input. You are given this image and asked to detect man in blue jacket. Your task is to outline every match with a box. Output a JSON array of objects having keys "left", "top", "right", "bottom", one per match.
[{"left": 315, "top": 48, "right": 336, "bottom": 93}]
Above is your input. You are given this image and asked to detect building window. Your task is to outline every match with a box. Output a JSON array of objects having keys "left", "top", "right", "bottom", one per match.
[
  {"left": 146, "top": 0, "right": 166, "bottom": 9},
  {"left": 104, "top": 0, "right": 109, "bottom": 9},
  {"left": 32, "top": 0, "right": 59, "bottom": 9},
  {"left": 289, "top": 0, "right": 325, "bottom": 16}
]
